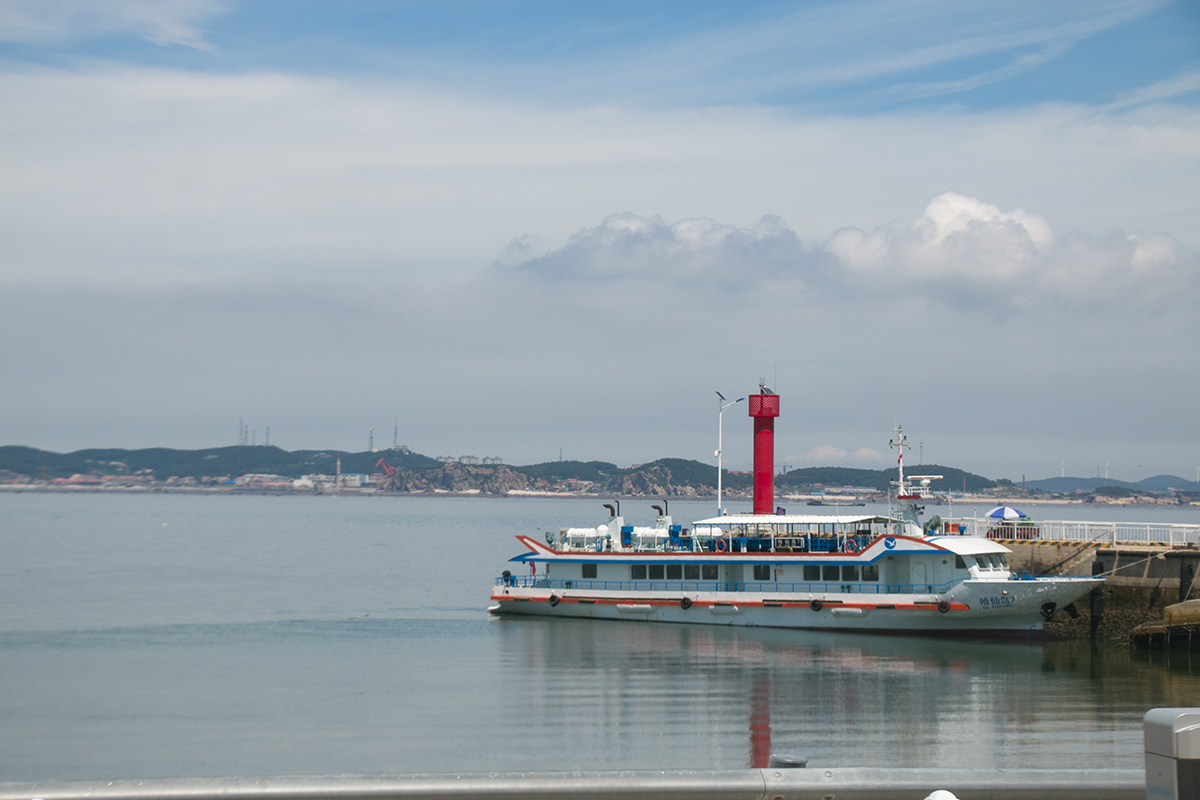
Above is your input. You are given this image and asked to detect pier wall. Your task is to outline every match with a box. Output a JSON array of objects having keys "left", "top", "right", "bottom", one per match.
[{"left": 999, "top": 541, "right": 1200, "bottom": 639}]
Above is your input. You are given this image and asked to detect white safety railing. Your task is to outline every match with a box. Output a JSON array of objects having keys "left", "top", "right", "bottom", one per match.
[{"left": 942, "top": 518, "right": 1200, "bottom": 546}]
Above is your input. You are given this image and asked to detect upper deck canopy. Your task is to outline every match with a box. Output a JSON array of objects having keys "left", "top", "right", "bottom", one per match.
[{"left": 691, "top": 514, "right": 891, "bottom": 527}]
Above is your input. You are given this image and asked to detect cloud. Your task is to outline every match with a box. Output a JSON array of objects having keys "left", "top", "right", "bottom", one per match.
[
  {"left": 501, "top": 192, "right": 1199, "bottom": 313},
  {"left": 827, "top": 191, "right": 1198, "bottom": 310},
  {"left": 804, "top": 445, "right": 848, "bottom": 463},
  {"left": 799, "top": 446, "right": 886, "bottom": 466},
  {"left": 498, "top": 212, "right": 821, "bottom": 290},
  {"left": 0, "top": 68, "right": 1197, "bottom": 293},
  {"left": 1104, "top": 68, "right": 1200, "bottom": 111},
  {"left": 827, "top": 191, "right": 1054, "bottom": 282},
  {"left": 521, "top": 0, "right": 1168, "bottom": 107},
  {"left": 0, "top": 0, "right": 223, "bottom": 49}
]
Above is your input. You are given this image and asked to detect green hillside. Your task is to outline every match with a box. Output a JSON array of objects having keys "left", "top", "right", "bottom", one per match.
[
  {"left": 0, "top": 446, "right": 997, "bottom": 491},
  {"left": 776, "top": 464, "right": 995, "bottom": 492},
  {"left": 0, "top": 445, "right": 439, "bottom": 480},
  {"left": 507, "top": 460, "right": 623, "bottom": 482},
  {"left": 508, "top": 457, "right": 753, "bottom": 490}
]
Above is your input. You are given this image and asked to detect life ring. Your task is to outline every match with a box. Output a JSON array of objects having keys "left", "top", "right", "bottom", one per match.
[
  {"left": 548, "top": 594, "right": 560, "bottom": 607},
  {"left": 936, "top": 600, "right": 950, "bottom": 613},
  {"left": 680, "top": 596, "right": 693, "bottom": 610},
  {"left": 810, "top": 599, "right": 823, "bottom": 612},
  {"left": 714, "top": 539, "right": 727, "bottom": 552},
  {"left": 842, "top": 539, "right": 859, "bottom": 553}
]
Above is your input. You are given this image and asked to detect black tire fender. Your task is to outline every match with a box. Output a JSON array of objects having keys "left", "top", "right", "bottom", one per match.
[
  {"left": 937, "top": 600, "right": 950, "bottom": 613},
  {"left": 548, "top": 594, "right": 560, "bottom": 607},
  {"left": 810, "top": 599, "right": 823, "bottom": 612},
  {"left": 680, "top": 596, "right": 693, "bottom": 610}
]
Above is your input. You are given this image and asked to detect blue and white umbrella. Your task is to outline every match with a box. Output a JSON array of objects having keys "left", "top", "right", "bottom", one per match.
[{"left": 985, "top": 506, "right": 1027, "bottom": 520}]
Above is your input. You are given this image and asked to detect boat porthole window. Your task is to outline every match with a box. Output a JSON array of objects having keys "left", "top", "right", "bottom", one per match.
[
  {"left": 582, "top": 564, "right": 597, "bottom": 579},
  {"left": 955, "top": 555, "right": 967, "bottom": 570},
  {"left": 648, "top": 564, "right": 665, "bottom": 580},
  {"left": 803, "top": 565, "right": 820, "bottom": 581},
  {"left": 822, "top": 565, "right": 840, "bottom": 582},
  {"left": 753, "top": 565, "right": 770, "bottom": 581},
  {"left": 631, "top": 565, "right": 647, "bottom": 580},
  {"left": 685, "top": 565, "right": 700, "bottom": 580},
  {"left": 862, "top": 564, "right": 879, "bottom": 582},
  {"left": 841, "top": 565, "right": 859, "bottom": 581},
  {"left": 667, "top": 564, "right": 682, "bottom": 580},
  {"left": 702, "top": 564, "right": 718, "bottom": 580}
]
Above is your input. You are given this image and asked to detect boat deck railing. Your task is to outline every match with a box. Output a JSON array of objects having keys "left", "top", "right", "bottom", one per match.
[
  {"left": 943, "top": 518, "right": 1200, "bottom": 546},
  {"left": 498, "top": 576, "right": 970, "bottom": 595},
  {"left": 560, "top": 535, "right": 877, "bottom": 555}
]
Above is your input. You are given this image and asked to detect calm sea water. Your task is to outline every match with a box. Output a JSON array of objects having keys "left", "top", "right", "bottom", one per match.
[{"left": 2, "top": 492, "right": 1198, "bottom": 781}]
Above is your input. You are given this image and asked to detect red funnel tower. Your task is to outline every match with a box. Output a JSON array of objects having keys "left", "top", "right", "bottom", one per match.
[{"left": 748, "top": 388, "right": 780, "bottom": 515}]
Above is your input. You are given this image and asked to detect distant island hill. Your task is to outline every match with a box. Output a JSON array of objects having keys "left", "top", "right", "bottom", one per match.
[{"left": 1, "top": 444, "right": 1198, "bottom": 503}]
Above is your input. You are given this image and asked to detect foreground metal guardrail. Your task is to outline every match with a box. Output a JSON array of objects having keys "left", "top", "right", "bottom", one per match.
[{"left": 0, "top": 768, "right": 1145, "bottom": 800}]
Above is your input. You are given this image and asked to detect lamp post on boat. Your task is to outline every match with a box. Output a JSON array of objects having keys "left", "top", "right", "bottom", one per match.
[{"left": 715, "top": 392, "right": 744, "bottom": 515}]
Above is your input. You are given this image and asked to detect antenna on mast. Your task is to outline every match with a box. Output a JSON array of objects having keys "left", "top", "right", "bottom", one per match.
[{"left": 889, "top": 422, "right": 911, "bottom": 490}]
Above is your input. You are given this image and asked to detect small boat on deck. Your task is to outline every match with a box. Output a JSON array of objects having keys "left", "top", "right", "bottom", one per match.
[{"left": 488, "top": 391, "right": 1102, "bottom": 638}]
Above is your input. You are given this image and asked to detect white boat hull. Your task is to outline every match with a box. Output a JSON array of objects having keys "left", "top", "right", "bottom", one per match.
[{"left": 490, "top": 576, "right": 1102, "bottom": 637}]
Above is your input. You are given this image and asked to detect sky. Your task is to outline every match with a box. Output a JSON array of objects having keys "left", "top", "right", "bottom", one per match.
[{"left": 1, "top": 0, "right": 1198, "bottom": 482}]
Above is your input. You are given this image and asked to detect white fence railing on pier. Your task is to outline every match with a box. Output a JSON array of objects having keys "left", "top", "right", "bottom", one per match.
[{"left": 943, "top": 517, "right": 1200, "bottom": 547}]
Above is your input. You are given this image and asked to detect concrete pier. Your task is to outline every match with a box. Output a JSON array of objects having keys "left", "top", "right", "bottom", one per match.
[{"left": 996, "top": 541, "right": 1200, "bottom": 639}]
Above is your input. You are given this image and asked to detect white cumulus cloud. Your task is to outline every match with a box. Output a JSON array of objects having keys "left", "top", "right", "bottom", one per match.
[
  {"left": 804, "top": 445, "right": 848, "bottom": 463},
  {"left": 851, "top": 447, "right": 885, "bottom": 463},
  {"left": 828, "top": 191, "right": 1054, "bottom": 279},
  {"left": 825, "top": 191, "right": 1198, "bottom": 309},
  {"left": 499, "top": 212, "right": 818, "bottom": 289},
  {"left": 501, "top": 192, "right": 1199, "bottom": 313},
  {"left": 799, "top": 446, "right": 886, "bottom": 466}
]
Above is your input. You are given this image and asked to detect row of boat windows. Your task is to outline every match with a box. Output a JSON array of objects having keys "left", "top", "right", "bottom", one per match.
[
  {"left": 577, "top": 556, "right": 1004, "bottom": 583},
  {"left": 599, "top": 564, "right": 883, "bottom": 582},
  {"left": 578, "top": 557, "right": 1006, "bottom": 582},
  {"left": 625, "top": 564, "right": 718, "bottom": 581}
]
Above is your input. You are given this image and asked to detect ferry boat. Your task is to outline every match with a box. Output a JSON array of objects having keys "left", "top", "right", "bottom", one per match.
[{"left": 488, "top": 391, "right": 1103, "bottom": 637}]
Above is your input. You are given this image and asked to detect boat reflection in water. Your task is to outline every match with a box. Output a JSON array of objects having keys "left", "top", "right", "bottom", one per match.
[{"left": 491, "top": 614, "right": 1200, "bottom": 770}]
